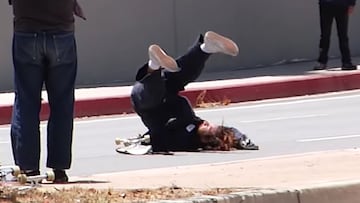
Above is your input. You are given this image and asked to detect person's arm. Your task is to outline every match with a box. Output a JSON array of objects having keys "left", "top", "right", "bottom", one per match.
[
  {"left": 348, "top": 0, "right": 356, "bottom": 14},
  {"left": 74, "top": 0, "right": 86, "bottom": 20},
  {"left": 348, "top": 6, "right": 355, "bottom": 14}
]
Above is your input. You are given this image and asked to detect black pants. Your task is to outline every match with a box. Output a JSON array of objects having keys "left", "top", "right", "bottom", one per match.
[
  {"left": 130, "top": 35, "right": 210, "bottom": 151},
  {"left": 318, "top": 4, "right": 352, "bottom": 65},
  {"left": 131, "top": 34, "right": 210, "bottom": 112}
]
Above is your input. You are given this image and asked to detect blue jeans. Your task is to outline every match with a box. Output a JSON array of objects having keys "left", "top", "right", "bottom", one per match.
[{"left": 11, "top": 31, "right": 77, "bottom": 170}]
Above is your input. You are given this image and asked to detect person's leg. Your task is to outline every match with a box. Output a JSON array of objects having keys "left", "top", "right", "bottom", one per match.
[
  {"left": 316, "top": 4, "right": 334, "bottom": 69},
  {"left": 44, "top": 31, "right": 77, "bottom": 182},
  {"left": 335, "top": 6, "right": 356, "bottom": 70},
  {"left": 10, "top": 32, "right": 44, "bottom": 173},
  {"left": 165, "top": 31, "right": 239, "bottom": 93},
  {"left": 164, "top": 34, "right": 208, "bottom": 93}
]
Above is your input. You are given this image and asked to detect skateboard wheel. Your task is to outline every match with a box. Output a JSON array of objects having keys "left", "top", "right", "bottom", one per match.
[
  {"left": 0, "top": 165, "right": 21, "bottom": 177},
  {"left": 46, "top": 171, "right": 55, "bottom": 181},
  {"left": 12, "top": 166, "right": 20, "bottom": 176},
  {"left": 45, "top": 171, "right": 55, "bottom": 181},
  {"left": 17, "top": 174, "right": 27, "bottom": 184},
  {"left": 115, "top": 138, "right": 122, "bottom": 145}
]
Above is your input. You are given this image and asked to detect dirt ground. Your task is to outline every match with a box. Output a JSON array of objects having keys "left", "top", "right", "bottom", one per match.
[{"left": 0, "top": 186, "right": 241, "bottom": 203}]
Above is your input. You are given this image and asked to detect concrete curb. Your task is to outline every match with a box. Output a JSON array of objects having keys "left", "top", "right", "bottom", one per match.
[
  {"left": 1, "top": 71, "right": 360, "bottom": 125},
  {"left": 151, "top": 181, "right": 360, "bottom": 203}
]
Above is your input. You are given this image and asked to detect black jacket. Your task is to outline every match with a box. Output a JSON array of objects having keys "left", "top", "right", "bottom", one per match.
[
  {"left": 11, "top": 0, "right": 75, "bottom": 32},
  {"left": 149, "top": 95, "right": 204, "bottom": 152},
  {"left": 132, "top": 65, "right": 205, "bottom": 152},
  {"left": 319, "top": 0, "right": 356, "bottom": 6}
]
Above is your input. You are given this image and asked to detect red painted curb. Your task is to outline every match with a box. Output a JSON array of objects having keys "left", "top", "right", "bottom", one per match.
[
  {"left": 0, "top": 106, "right": 12, "bottom": 125},
  {"left": 1, "top": 72, "right": 360, "bottom": 125},
  {"left": 183, "top": 73, "right": 360, "bottom": 106}
]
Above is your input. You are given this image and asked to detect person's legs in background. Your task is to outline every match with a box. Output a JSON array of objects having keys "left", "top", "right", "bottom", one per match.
[
  {"left": 315, "top": 4, "right": 334, "bottom": 70},
  {"left": 335, "top": 6, "right": 357, "bottom": 70}
]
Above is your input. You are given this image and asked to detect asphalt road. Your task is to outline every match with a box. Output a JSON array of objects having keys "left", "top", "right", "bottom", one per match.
[{"left": 1, "top": 90, "right": 359, "bottom": 177}]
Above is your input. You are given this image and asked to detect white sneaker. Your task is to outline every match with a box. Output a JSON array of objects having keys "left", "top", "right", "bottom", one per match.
[
  {"left": 148, "top": 44, "right": 180, "bottom": 72},
  {"left": 203, "top": 31, "right": 239, "bottom": 56}
]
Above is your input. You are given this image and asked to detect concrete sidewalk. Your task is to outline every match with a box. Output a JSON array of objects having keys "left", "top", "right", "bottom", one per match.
[
  {"left": 60, "top": 149, "right": 360, "bottom": 203},
  {"left": 70, "top": 149, "right": 360, "bottom": 190}
]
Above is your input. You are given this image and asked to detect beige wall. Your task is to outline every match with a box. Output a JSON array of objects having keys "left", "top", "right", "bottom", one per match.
[{"left": 1, "top": 0, "right": 360, "bottom": 92}]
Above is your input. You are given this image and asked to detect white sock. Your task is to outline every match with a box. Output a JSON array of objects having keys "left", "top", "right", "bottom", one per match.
[
  {"left": 148, "top": 60, "right": 160, "bottom": 70},
  {"left": 200, "top": 43, "right": 214, "bottom": 54}
]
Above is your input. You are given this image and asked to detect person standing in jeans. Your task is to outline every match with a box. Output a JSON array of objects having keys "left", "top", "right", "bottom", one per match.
[
  {"left": 314, "top": 0, "right": 357, "bottom": 70},
  {"left": 9, "top": 0, "right": 85, "bottom": 183}
]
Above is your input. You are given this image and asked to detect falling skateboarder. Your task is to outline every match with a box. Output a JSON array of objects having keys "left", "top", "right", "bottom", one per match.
[{"left": 128, "top": 31, "right": 259, "bottom": 154}]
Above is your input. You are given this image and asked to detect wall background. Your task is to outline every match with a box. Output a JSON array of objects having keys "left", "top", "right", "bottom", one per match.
[{"left": 1, "top": 0, "right": 359, "bottom": 92}]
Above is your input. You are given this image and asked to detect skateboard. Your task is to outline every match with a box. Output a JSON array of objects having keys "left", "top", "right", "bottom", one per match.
[
  {"left": 17, "top": 171, "right": 55, "bottom": 185},
  {"left": 115, "top": 134, "right": 152, "bottom": 155},
  {"left": 115, "top": 134, "right": 151, "bottom": 146},
  {"left": 0, "top": 165, "right": 21, "bottom": 181},
  {"left": 0, "top": 171, "right": 54, "bottom": 192}
]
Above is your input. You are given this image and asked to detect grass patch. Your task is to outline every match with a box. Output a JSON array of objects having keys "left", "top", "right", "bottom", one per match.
[{"left": 1, "top": 186, "right": 237, "bottom": 203}]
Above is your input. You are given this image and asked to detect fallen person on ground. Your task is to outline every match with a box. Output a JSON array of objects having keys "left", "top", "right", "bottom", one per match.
[{"left": 127, "top": 31, "right": 259, "bottom": 154}]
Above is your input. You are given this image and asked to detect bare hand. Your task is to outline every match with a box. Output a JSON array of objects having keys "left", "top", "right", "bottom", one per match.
[
  {"left": 348, "top": 6, "right": 355, "bottom": 15},
  {"left": 74, "top": 0, "right": 86, "bottom": 20}
]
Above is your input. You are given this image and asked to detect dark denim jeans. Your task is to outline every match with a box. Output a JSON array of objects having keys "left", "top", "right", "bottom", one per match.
[{"left": 11, "top": 31, "right": 77, "bottom": 170}]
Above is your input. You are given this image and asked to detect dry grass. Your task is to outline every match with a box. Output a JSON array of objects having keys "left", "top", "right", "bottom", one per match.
[
  {"left": 0, "top": 186, "right": 237, "bottom": 203},
  {"left": 195, "top": 90, "right": 231, "bottom": 108}
]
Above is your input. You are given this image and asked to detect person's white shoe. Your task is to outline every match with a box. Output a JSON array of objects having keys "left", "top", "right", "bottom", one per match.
[
  {"left": 148, "top": 44, "right": 180, "bottom": 72},
  {"left": 203, "top": 31, "right": 239, "bottom": 56}
]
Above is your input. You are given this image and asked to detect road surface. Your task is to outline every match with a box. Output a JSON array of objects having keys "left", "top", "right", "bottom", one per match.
[{"left": 0, "top": 90, "right": 359, "bottom": 177}]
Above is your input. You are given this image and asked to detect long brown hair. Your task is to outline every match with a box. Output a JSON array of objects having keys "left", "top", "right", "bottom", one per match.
[{"left": 199, "top": 125, "right": 236, "bottom": 151}]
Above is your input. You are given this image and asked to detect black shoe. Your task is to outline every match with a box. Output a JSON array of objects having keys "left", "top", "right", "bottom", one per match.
[
  {"left": 19, "top": 169, "right": 41, "bottom": 184},
  {"left": 21, "top": 169, "right": 40, "bottom": 176},
  {"left": 53, "top": 169, "right": 69, "bottom": 183},
  {"left": 342, "top": 63, "right": 357, "bottom": 70},
  {"left": 313, "top": 63, "right": 327, "bottom": 70}
]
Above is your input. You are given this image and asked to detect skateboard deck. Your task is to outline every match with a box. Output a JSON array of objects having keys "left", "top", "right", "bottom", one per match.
[
  {"left": 115, "top": 134, "right": 152, "bottom": 155},
  {"left": 116, "top": 144, "right": 152, "bottom": 155}
]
